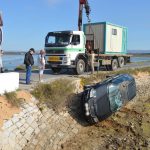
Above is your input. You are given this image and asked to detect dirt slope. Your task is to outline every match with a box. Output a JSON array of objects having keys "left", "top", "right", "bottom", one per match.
[{"left": 63, "top": 74, "right": 150, "bottom": 150}]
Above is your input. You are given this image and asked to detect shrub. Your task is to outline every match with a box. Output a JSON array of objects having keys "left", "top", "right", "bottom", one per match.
[
  {"left": 14, "top": 65, "right": 26, "bottom": 71},
  {"left": 5, "top": 91, "right": 22, "bottom": 107},
  {"left": 14, "top": 65, "right": 38, "bottom": 71},
  {"left": 31, "top": 79, "right": 74, "bottom": 112}
]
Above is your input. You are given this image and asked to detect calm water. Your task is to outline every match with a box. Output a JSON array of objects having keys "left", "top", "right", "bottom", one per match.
[
  {"left": 2, "top": 54, "right": 150, "bottom": 70},
  {"left": 2, "top": 54, "right": 38, "bottom": 70}
]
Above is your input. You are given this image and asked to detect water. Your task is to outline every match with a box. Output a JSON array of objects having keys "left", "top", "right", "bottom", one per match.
[
  {"left": 2, "top": 54, "right": 38, "bottom": 70},
  {"left": 1, "top": 54, "right": 150, "bottom": 70},
  {"left": 131, "top": 57, "right": 150, "bottom": 63}
]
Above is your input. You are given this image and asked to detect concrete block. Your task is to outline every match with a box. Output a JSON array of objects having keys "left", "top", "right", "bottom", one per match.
[
  {"left": 11, "top": 116, "right": 19, "bottom": 124},
  {"left": 0, "top": 72, "right": 19, "bottom": 94},
  {"left": 16, "top": 121, "right": 23, "bottom": 128},
  {"left": 19, "top": 138, "right": 27, "bottom": 147},
  {"left": 35, "top": 127, "right": 40, "bottom": 134},
  {"left": 26, "top": 116, "right": 34, "bottom": 124},
  {"left": 26, "top": 127, "right": 34, "bottom": 136},
  {"left": 3, "top": 120, "right": 13, "bottom": 129},
  {"left": 30, "top": 121, "right": 38, "bottom": 129}
]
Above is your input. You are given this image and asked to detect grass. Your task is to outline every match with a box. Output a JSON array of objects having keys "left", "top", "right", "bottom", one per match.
[
  {"left": 81, "top": 67, "right": 150, "bottom": 85},
  {"left": 4, "top": 91, "right": 22, "bottom": 107},
  {"left": 31, "top": 79, "right": 74, "bottom": 112},
  {"left": 14, "top": 65, "right": 38, "bottom": 71}
]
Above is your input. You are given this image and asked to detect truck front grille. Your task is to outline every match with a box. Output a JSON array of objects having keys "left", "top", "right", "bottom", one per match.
[{"left": 46, "top": 50, "right": 64, "bottom": 54}]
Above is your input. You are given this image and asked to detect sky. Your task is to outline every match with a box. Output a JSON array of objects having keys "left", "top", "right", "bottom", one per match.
[{"left": 0, "top": 0, "right": 150, "bottom": 51}]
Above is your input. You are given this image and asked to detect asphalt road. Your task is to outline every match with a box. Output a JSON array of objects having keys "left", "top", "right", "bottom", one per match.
[{"left": 19, "top": 61, "right": 150, "bottom": 90}]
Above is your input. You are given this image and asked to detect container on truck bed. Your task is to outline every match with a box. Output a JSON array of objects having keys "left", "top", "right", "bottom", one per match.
[
  {"left": 84, "top": 22, "right": 130, "bottom": 70},
  {"left": 45, "top": 22, "right": 131, "bottom": 75}
]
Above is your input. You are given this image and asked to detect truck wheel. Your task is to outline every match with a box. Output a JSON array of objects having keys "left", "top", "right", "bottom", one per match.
[
  {"left": 111, "top": 59, "right": 118, "bottom": 71},
  {"left": 75, "top": 59, "right": 85, "bottom": 75},
  {"left": 51, "top": 68, "right": 61, "bottom": 73},
  {"left": 118, "top": 57, "right": 125, "bottom": 68}
]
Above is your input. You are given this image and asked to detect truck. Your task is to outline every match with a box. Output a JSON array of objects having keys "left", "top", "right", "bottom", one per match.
[
  {"left": 45, "top": 22, "right": 131, "bottom": 74},
  {"left": 45, "top": 0, "right": 131, "bottom": 75}
]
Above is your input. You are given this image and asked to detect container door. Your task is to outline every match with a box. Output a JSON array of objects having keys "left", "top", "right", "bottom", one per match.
[{"left": 122, "top": 29, "right": 127, "bottom": 53}]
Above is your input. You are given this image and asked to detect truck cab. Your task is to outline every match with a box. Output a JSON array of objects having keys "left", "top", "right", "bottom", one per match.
[{"left": 45, "top": 31, "right": 87, "bottom": 74}]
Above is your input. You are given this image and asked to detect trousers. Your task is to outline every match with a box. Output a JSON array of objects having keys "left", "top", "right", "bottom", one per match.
[{"left": 26, "top": 66, "right": 32, "bottom": 84}]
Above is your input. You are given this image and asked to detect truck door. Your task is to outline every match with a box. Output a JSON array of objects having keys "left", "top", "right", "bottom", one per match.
[{"left": 71, "top": 34, "right": 82, "bottom": 59}]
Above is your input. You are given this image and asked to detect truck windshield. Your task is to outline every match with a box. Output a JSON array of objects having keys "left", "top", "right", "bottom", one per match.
[{"left": 45, "top": 34, "right": 71, "bottom": 47}]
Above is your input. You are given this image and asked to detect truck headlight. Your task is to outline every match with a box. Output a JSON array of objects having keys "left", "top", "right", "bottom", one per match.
[
  {"left": 90, "top": 88, "right": 96, "bottom": 98},
  {"left": 63, "top": 57, "right": 68, "bottom": 62},
  {"left": 63, "top": 55, "right": 70, "bottom": 63}
]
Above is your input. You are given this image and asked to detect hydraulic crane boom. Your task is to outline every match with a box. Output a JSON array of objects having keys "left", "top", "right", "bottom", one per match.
[
  {"left": 78, "top": 0, "right": 91, "bottom": 31},
  {"left": 0, "top": 13, "right": 3, "bottom": 47}
]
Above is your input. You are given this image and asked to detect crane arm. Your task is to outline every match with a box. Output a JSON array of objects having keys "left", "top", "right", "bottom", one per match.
[{"left": 78, "top": 0, "right": 91, "bottom": 31}]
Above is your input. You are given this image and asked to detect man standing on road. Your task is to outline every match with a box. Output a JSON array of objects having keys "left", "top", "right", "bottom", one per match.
[{"left": 24, "top": 48, "right": 35, "bottom": 84}]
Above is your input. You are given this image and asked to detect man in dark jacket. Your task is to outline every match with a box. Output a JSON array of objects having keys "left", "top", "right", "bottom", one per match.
[{"left": 24, "top": 48, "right": 35, "bottom": 84}]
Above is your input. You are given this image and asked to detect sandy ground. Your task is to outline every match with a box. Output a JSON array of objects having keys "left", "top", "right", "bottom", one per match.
[
  {"left": 63, "top": 73, "right": 150, "bottom": 150},
  {"left": 0, "top": 91, "right": 32, "bottom": 128}
]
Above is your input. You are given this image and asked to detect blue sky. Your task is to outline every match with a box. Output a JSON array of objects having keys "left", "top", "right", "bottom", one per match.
[{"left": 1, "top": 0, "right": 150, "bottom": 51}]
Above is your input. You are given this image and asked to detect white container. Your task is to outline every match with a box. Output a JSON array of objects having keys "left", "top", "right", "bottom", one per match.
[
  {"left": 0, "top": 72, "right": 19, "bottom": 95},
  {"left": 84, "top": 22, "right": 127, "bottom": 54}
]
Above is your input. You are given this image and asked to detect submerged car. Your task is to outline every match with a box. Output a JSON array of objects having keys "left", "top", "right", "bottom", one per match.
[{"left": 82, "top": 74, "right": 136, "bottom": 124}]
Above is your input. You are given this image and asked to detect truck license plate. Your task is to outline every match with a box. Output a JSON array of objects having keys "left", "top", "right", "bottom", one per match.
[{"left": 48, "top": 56, "right": 60, "bottom": 62}]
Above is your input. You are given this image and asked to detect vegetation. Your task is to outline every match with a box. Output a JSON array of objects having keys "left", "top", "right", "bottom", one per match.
[
  {"left": 4, "top": 91, "right": 22, "bottom": 107},
  {"left": 81, "top": 67, "right": 150, "bottom": 85},
  {"left": 31, "top": 79, "right": 74, "bottom": 112},
  {"left": 14, "top": 65, "right": 38, "bottom": 71}
]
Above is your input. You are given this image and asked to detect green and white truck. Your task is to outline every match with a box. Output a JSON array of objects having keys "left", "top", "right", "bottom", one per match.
[{"left": 45, "top": 22, "right": 131, "bottom": 74}]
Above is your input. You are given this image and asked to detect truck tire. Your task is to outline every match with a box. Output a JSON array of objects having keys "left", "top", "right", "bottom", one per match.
[
  {"left": 51, "top": 68, "right": 61, "bottom": 74},
  {"left": 111, "top": 59, "right": 118, "bottom": 71},
  {"left": 118, "top": 57, "right": 125, "bottom": 68},
  {"left": 75, "top": 59, "right": 85, "bottom": 75}
]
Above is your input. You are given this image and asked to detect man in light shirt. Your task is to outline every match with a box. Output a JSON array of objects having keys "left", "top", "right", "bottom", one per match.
[{"left": 38, "top": 49, "right": 46, "bottom": 82}]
